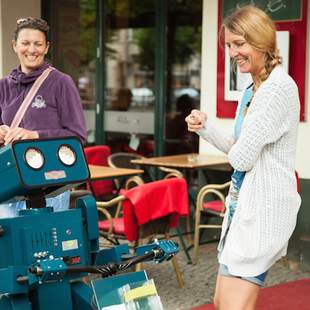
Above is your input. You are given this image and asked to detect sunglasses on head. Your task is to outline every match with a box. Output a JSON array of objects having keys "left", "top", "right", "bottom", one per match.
[{"left": 17, "top": 17, "right": 47, "bottom": 26}]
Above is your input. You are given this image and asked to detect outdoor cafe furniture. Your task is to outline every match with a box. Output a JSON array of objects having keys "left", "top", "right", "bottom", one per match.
[{"left": 96, "top": 177, "right": 189, "bottom": 288}]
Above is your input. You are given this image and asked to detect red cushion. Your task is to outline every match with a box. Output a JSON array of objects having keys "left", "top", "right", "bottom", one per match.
[
  {"left": 202, "top": 200, "right": 224, "bottom": 212},
  {"left": 122, "top": 178, "right": 189, "bottom": 241},
  {"left": 98, "top": 218, "right": 125, "bottom": 235},
  {"left": 84, "top": 145, "right": 114, "bottom": 197}
]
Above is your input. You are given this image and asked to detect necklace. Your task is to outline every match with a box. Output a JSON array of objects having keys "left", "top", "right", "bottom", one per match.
[{"left": 244, "top": 87, "right": 255, "bottom": 117}]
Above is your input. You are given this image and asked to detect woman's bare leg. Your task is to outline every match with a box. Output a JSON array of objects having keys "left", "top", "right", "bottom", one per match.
[
  {"left": 213, "top": 274, "right": 222, "bottom": 309},
  {"left": 214, "top": 274, "right": 260, "bottom": 310}
]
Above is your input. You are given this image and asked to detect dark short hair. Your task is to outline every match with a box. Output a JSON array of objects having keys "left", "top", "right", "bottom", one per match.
[{"left": 14, "top": 17, "right": 50, "bottom": 42}]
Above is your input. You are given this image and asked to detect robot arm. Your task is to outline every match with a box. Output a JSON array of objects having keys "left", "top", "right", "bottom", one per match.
[{"left": 17, "top": 239, "right": 179, "bottom": 286}]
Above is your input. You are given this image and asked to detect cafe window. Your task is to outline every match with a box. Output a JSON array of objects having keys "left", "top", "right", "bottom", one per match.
[
  {"left": 43, "top": 0, "right": 202, "bottom": 154},
  {"left": 43, "top": 0, "right": 96, "bottom": 144}
]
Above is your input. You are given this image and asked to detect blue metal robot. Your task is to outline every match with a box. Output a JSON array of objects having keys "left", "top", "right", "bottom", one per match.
[{"left": 0, "top": 137, "right": 178, "bottom": 310}]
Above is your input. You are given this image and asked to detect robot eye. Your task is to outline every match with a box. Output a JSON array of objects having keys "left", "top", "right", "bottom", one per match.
[
  {"left": 24, "top": 148, "right": 45, "bottom": 170},
  {"left": 58, "top": 145, "right": 76, "bottom": 166}
]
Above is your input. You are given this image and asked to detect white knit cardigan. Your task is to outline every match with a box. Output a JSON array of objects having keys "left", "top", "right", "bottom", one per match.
[{"left": 198, "top": 66, "right": 301, "bottom": 276}]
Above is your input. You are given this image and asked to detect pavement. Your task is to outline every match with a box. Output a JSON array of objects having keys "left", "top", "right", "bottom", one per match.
[{"left": 143, "top": 241, "right": 310, "bottom": 310}]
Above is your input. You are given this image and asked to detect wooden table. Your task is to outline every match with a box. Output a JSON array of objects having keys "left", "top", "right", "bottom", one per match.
[
  {"left": 131, "top": 152, "right": 230, "bottom": 205},
  {"left": 88, "top": 165, "right": 144, "bottom": 181},
  {"left": 131, "top": 153, "right": 230, "bottom": 171}
]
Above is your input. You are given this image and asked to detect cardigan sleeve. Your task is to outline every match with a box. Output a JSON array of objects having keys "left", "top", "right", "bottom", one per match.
[
  {"left": 197, "top": 120, "right": 235, "bottom": 154},
  {"left": 196, "top": 87, "right": 247, "bottom": 154},
  {"left": 228, "top": 81, "right": 297, "bottom": 171}
]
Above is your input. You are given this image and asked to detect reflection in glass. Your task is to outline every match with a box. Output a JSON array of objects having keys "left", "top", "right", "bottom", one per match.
[
  {"left": 49, "top": 0, "right": 202, "bottom": 155},
  {"left": 104, "top": 0, "right": 156, "bottom": 155},
  {"left": 50, "top": 0, "right": 96, "bottom": 144},
  {"left": 105, "top": 0, "right": 202, "bottom": 156},
  {"left": 165, "top": 1, "right": 202, "bottom": 155}
]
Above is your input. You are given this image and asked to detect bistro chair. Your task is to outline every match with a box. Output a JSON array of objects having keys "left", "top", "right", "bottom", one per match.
[
  {"left": 84, "top": 145, "right": 116, "bottom": 200},
  {"left": 96, "top": 177, "right": 189, "bottom": 288},
  {"left": 193, "top": 181, "right": 230, "bottom": 264},
  {"left": 107, "top": 152, "right": 146, "bottom": 187},
  {"left": 108, "top": 152, "right": 143, "bottom": 170},
  {"left": 69, "top": 145, "right": 115, "bottom": 208},
  {"left": 96, "top": 176, "right": 142, "bottom": 245}
]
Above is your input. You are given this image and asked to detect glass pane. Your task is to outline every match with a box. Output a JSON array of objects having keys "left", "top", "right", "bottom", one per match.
[
  {"left": 50, "top": 0, "right": 202, "bottom": 154},
  {"left": 104, "top": 0, "right": 156, "bottom": 156},
  {"left": 48, "top": 0, "right": 96, "bottom": 144},
  {"left": 165, "top": 0, "right": 202, "bottom": 155}
]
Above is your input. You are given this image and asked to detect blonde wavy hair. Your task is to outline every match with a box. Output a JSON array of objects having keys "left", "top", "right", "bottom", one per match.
[{"left": 221, "top": 5, "right": 282, "bottom": 88}]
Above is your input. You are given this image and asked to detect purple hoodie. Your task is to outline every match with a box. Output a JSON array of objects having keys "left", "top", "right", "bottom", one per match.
[{"left": 0, "top": 61, "right": 87, "bottom": 143}]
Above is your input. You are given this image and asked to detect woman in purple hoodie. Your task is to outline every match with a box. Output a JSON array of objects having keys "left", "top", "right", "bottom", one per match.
[{"left": 0, "top": 17, "right": 87, "bottom": 217}]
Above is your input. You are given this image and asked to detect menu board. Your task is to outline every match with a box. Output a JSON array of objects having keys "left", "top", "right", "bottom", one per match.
[{"left": 222, "top": 0, "right": 302, "bottom": 21}]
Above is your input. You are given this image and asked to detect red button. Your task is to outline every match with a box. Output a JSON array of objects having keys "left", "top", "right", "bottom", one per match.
[{"left": 71, "top": 256, "right": 81, "bottom": 264}]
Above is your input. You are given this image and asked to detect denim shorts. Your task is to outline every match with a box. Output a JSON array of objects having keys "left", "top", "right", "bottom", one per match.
[{"left": 219, "top": 263, "right": 267, "bottom": 287}]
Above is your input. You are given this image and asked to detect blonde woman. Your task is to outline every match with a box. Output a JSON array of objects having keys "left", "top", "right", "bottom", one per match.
[{"left": 186, "top": 6, "right": 300, "bottom": 310}]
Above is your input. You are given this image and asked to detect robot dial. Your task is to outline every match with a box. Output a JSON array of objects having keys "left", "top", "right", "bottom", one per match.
[
  {"left": 24, "top": 148, "right": 45, "bottom": 170},
  {"left": 58, "top": 145, "right": 76, "bottom": 166}
]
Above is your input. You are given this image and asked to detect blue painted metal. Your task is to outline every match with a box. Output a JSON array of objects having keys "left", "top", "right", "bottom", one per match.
[
  {"left": 19, "top": 206, "right": 54, "bottom": 216},
  {"left": 0, "top": 137, "right": 89, "bottom": 203},
  {"left": 33, "top": 281, "right": 73, "bottom": 310},
  {"left": 0, "top": 208, "right": 88, "bottom": 288},
  {"left": 76, "top": 195, "right": 99, "bottom": 246},
  {"left": 0, "top": 294, "right": 32, "bottom": 310},
  {"left": 0, "top": 137, "right": 179, "bottom": 309},
  {"left": 135, "top": 239, "right": 179, "bottom": 262},
  {"left": 12, "top": 137, "right": 89, "bottom": 189},
  {"left": 0, "top": 144, "right": 27, "bottom": 202},
  {"left": 0, "top": 266, "right": 29, "bottom": 295},
  {"left": 71, "top": 282, "right": 95, "bottom": 310},
  {"left": 95, "top": 243, "right": 130, "bottom": 265}
]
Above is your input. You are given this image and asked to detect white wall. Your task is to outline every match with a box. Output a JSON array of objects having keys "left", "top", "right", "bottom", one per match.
[
  {"left": 201, "top": 0, "right": 310, "bottom": 179},
  {"left": 0, "top": 0, "right": 41, "bottom": 77}
]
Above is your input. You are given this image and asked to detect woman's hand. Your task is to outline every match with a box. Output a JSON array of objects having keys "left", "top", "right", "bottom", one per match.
[
  {"left": 4, "top": 127, "right": 39, "bottom": 145},
  {"left": 185, "top": 109, "right": 207, "bottom": 132},
  {"left": 0, "top": 125, "right": 9, "bottom": 144}
]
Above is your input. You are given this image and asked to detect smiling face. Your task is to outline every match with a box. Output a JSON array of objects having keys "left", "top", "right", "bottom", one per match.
[
  {"left": 225, "top": 28, "right": 266, "bottom": 81},
  {"left": 12, "top": 28, "right": 49, "bottom": 74}
]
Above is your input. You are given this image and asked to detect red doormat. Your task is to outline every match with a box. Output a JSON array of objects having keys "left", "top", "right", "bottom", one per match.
[{"left": 191, "top": 278, "right": 310, "bottom": 310}]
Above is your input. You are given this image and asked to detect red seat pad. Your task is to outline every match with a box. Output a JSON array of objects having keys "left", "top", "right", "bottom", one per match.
[
  {"left": 203, "top": 200, "right": 224, "bottom": 213},
  {"left": 98, "top": 218, "right": 125, "bottom": 235}
]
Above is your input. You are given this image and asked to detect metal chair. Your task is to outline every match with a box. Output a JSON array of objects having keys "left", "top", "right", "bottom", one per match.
[
  {"left": 107, "top": 152, "right": 146, "bottom": 187},
  {"left": 193, "top": 181, "right": 230, "bottom": 264},
  {"left": 108, "top": 152, "right": 143, "bottom": 170},
  {"left": 84, "top": 145, "right": 116, "bottom": 199},
  {"left": 69, "top": 145, "right": 116, "bottom": 209},
  {"left": 96, "top": 176, "right": 143, "bottom": 245},
  {"left": 96, "top": 177, "right": 189, "bottom": 288}
]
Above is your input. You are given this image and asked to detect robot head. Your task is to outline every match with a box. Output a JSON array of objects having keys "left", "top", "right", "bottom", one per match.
[{"left": 0, "top": 137, "right": 89, "bottom": 204}]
